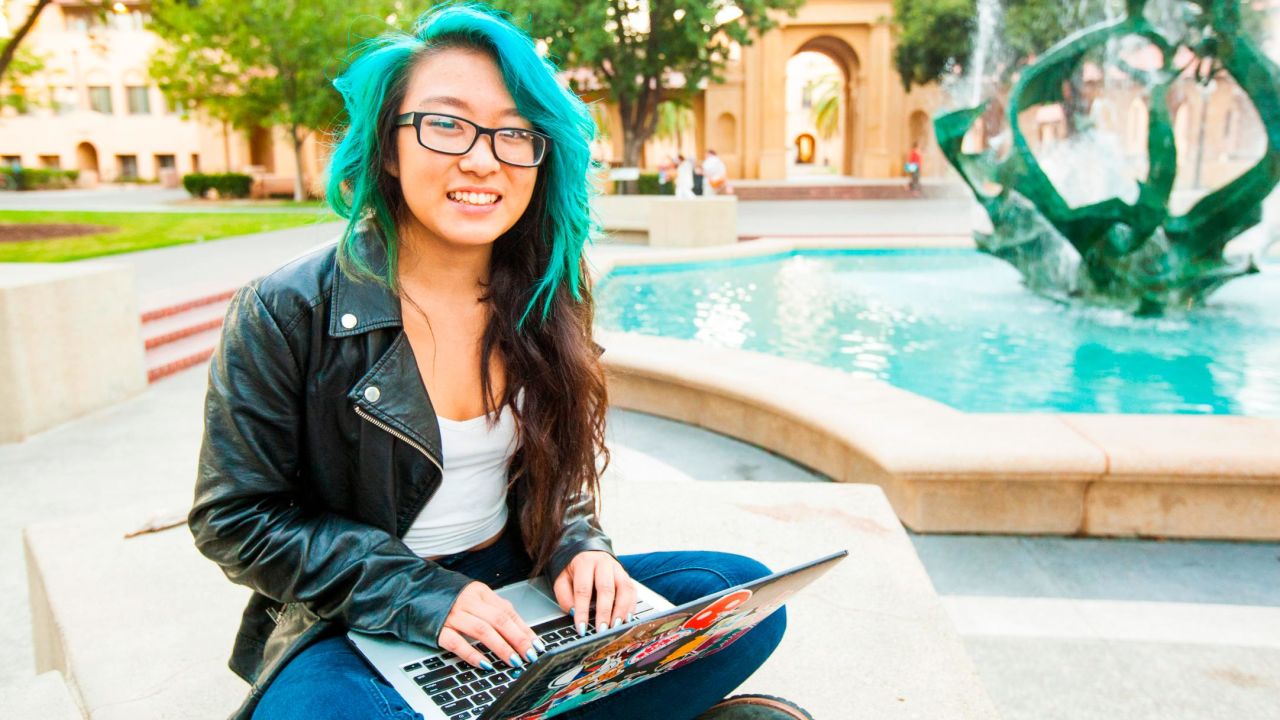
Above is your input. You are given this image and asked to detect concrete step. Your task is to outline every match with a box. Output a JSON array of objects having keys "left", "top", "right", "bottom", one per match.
[
  {"left": 141, "top": 300, "right": 229, "bottom": 350},
  {"left": 0, "top": 671, "right": 84, "bottom": 719},
  {"left": 144, "top": 326, "right": 222, "bottom": 383}
]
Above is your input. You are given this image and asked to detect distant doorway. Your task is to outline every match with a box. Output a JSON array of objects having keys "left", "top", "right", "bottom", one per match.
[
  {"left": 785, "top": 37, "right": 860, "bottom": 176},
  {"left": 76, "top": 141, "right": 100, "bottom": 186}
]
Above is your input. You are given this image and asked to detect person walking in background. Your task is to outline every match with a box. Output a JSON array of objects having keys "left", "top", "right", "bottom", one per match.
[
  {"left": 674, "top": 153, "right": 695, "bottom": 198},
  {"left": 906, "top": 144, "right": 923, "bottom": 196},
  {"left": 702, "top": 149, "right": 728, "bottom": 195}
]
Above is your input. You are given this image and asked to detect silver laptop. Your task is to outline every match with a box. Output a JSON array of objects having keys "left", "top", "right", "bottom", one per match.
[{"left": 349, "top": 551, "right": 846, "bottom": 720}]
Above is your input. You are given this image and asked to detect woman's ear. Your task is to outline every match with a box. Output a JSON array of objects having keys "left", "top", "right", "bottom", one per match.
[{"left": 384, "top": 154, "right": 400, "bottom": 178}]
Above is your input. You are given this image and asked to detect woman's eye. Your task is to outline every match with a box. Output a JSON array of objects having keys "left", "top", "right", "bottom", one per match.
[
  {"left": 428, "top": 119, "right": 460, "bottom": 131},
  {"left": 499, "top": 129, "right": 532, "bottom": 140}
]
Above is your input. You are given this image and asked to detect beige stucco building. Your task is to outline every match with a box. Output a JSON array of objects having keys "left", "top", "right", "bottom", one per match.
[
  {"left": 1, "top": 0, "right": 1274, "bottom": 190},
  {"left": 0, "top": 0, "right": 324, "bottom": 192}
]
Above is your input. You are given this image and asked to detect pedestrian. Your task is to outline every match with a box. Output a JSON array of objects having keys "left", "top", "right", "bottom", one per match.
[
  {"left": 703, "top": 149, "right": 728, "bottom": 195},
  {"left": 190, "top": 5, "right": 796, "bottom": 720},
  {"left": 906, "top": 143, "right": 923, "bottom": 196},
  {"left": 674, "top": 153, "right": 695, "bottom": 198}
]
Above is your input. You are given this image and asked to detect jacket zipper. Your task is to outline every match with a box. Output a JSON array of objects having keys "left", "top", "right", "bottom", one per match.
[{"left": 353, "top": 405, "right": 444, "bottom": 473}]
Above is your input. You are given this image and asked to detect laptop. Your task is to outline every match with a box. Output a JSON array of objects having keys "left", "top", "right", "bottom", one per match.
[{"left": 349, "top": 550, "right": 847, "bottom": 720}]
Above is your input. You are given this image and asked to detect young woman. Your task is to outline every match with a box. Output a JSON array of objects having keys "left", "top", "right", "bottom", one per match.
[{"left": 191, "top": 6, "right": 798, "bottom": 719}]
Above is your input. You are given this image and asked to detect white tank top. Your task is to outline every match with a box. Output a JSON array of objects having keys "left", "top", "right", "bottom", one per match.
[{"left": 401, "top": 401, "right": 517, "bottom": 558}]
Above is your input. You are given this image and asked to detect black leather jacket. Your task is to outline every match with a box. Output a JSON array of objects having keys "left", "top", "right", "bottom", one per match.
[{"left": 191, "top": 239, "right": 613, "bottom": 719}]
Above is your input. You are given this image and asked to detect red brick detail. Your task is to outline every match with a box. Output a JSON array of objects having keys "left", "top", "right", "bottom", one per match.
[
  {"left": 144, "top": 318, "right": 224, "bottom": 350},
  {"left": 146, "top": 348, "right": 215, "bottom": 383},
  {"left": 141, "top": 289, "right": 236, "bottom": 323}
]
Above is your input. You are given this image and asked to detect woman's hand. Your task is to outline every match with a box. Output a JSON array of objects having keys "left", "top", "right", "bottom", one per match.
[
  {"left": 438, "top": 581, "right": 542, "bottom": 670},
  {"left": 552, "top": 550, "right": 637, "bottom": 636}
]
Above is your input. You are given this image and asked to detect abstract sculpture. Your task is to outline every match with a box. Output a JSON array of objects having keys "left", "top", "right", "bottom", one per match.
[{"left": 935, "top": 0, "right": 1280, "bottom": 314}]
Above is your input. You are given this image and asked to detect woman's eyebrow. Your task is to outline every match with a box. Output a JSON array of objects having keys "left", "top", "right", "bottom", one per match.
[{"left": 416, "top": 95, "right": 523, "bottom": 120}]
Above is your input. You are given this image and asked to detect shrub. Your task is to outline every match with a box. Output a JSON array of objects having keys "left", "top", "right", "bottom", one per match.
[
  {"left": 0, "top": 167, "right": 80, "bottom": 190},
  {"left": 636, "top": 172, "right": 674, "bottom": 196},
  {"left": 182, "top": 172, "right": 252, "bottom": 199}
]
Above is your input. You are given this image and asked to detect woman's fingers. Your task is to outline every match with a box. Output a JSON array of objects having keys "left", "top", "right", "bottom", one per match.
[
  {"left": 437, "top": 626, "right": 491, "bottom": 670},
  {"left": 481, "top": 591, "right": 542, "bottom": 660},
  {"left": 452, "top": 611, "right": 525, "bottom": 668},
  {"left": 592, "top": 560, "right": 616, "bottom": 633},
  {"left": 553, "top": 569, "right": 574, "bottom": 613},
  {"left": 572, "top": 559, "right": 595, "bottom": 636},
  {"left": 612, "top": 565, "right": 638, "bottom": 626}
]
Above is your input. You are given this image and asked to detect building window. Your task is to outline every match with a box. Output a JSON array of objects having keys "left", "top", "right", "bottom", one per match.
[
  {"left": 52, "top": 86, "right": 78, "bottom": 115},
  {"left": 155, "top": 154, "right": 176, "bottom": 171},
  {"left": 126, "top": 86, "right": 151, "bottom": 115},
  {"left": 39, "top": 155, "right": 62, "bottom": 169},
  {"left": 110, "top": 9, "right": 152, "bottom": 31},
  {"left": 191, "top": 153, "right": 200, "bottom": 173},
  {"left": 89, "top": 86, "right": 113, "bottom": 114},
  {"left": 117, "top": 154, "right": 139, "bottom": 180},
  {"left": 3, "top": 156, "right": 21, "bottom": 170},
  {"left": 64, "top": 8, "right": 107, "bottom": 33}
]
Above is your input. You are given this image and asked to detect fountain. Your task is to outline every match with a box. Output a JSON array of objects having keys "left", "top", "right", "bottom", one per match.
[{"left": 935, "top": 0, "right": 1280, "bottom": 314}]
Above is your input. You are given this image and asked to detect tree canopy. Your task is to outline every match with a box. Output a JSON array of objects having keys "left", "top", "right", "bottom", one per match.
[
  {"left": 148, "top": 0, "right": 396, "bottom": 198},
  {"left": 491, "top": 0, "right": 803, "bottom": 166}
]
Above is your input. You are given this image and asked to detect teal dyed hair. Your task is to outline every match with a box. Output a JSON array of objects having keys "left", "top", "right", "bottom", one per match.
[{"left": 326, "top": 3, "right": 598, "bottom": 326}]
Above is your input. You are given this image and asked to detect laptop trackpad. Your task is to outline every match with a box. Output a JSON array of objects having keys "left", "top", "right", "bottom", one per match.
[{"left": 496, "top": 578, "right": 564, "bottom": 623}]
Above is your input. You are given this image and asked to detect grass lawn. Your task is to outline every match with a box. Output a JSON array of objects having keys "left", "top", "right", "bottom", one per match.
[{"left": 0, "top": 209, "right": 339, "bottom": 262}]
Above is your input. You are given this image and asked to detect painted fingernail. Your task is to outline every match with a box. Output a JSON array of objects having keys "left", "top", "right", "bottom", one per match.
[
  {"left": 597, "top": 623, "right": 608, "bottom": 633},
  {"left": 569, "top": 608, "right": 575, "bottom": 616},
  {"left": 511, "top": 668, "right": 523, "bottom": 678},
  {"left": 627, "top": 612, "right": 636, "bottom": 623},
  {"left": 525, "top": 648, "right": 539, "bottom": 662},
  {"left": 508, "top": 653, "right": 523, "bottom": 668},
  {"left": 480, "top": 660, "right": 495, "bottom": 671},
  {"left": 612, "top": 617, "right": 623, "bottom": 629},
  {"left": 533, "top": 637, "right": 547, "bottom": 653},
  {"left": 576, "top": 622, "right": 588, "bottom": 636}
]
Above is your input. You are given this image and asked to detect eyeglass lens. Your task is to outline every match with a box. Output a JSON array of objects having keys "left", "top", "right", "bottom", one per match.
[{"left": 418, "top": 114, "right": 545, "bottom": 166}]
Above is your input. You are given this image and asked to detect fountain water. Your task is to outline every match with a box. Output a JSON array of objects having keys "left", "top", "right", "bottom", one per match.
[{"left": 936, "top": 0, "right": 1280, "bottom": 314}]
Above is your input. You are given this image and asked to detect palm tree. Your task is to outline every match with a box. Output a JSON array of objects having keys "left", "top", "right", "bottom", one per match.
[
  {"left": 810, "top": 76, "right": 841, "bottom": 140},
  {"left": 654, "top": 100, "right": 696, "bottom": 150}
]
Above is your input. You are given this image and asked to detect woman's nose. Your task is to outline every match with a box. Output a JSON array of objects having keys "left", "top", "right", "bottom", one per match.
[{"left": 460, "top": 134, "right": 500, "bottom": 175}]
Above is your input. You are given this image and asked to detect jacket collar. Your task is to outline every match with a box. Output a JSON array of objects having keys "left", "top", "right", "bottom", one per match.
[
  {"left": 330, "top": 231, "right": 444, "bottom": 464},
  {"left": 329, "top": 231, "right": 403, "bottom": 338}
]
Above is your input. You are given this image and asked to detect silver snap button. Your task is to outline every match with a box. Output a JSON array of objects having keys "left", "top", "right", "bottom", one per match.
[
  {"left": 363, "top": 386, "right": 381, "bottom": 403},
  {"left": 341, "top": 313, "right": 358, "bottom": 329}
]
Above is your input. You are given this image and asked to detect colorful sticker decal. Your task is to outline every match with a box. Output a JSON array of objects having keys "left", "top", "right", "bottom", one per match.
[{"left": 503, "top": 589, "right": 775, "bottom": 720}]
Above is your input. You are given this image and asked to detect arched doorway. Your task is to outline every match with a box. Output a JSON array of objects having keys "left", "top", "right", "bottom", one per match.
[
  {"left": 249, "top": 126, "right": 275, "bottom": 173},
  {"left": 785, "top": 36, "right": 860, "bottom": 176},
  {"left": 76, "top": 142, "right": 99, "bottom": 186}
]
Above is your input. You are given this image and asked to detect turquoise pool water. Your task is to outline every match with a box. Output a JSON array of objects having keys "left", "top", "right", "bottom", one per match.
[{"left": 596, "top": 249, "right": 1280, "bottom": 417}]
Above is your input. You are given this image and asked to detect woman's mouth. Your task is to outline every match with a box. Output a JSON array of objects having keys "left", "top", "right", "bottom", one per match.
[{"left": 447, "top": 191, "right": 502, "bottom": 206}]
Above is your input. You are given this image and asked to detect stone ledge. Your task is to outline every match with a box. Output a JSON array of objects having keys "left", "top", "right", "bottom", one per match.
[
  {"left": 598, "top": 331, "right": 1280, "bottom": 540},
  {"left": 25, "top": 482, "right": 998, "bottom": 719}
]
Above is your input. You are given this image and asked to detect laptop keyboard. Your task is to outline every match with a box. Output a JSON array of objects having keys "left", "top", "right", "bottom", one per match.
[{"left": 399, "top": 600, "right": 653, "bottom": 720}]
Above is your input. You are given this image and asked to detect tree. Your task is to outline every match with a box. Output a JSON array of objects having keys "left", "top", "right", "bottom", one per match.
[
  {"left": 0, "top": 0, "right": 51, "bottom": 83},
  {"left": 653, "top": 99, "right": 695, "bottom": 150},
  {"left": 891, "top": 0, "right": 1270, "bottom": 92},
  {"left": 809, "top": 76, "right": 840, "bottom": 140},
  {"left": 0, "top": 47, "right": 44, "bottom": 113},
  {"left": 148, "top": 0, "right": 395, "bottom": 200},
  {"left": 492, "top": 0, "right": 803, "bottom": 168}
]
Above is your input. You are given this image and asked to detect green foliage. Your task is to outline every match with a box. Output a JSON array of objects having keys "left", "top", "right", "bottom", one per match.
[
  {"left": 491, "top": 0, "right": 803, "bottom": 164},
  {"left": 891, "top": 0, "right": 974, "bottom": 91},
  {"left": 182, "top": 173, "right": 254, "bottom": 199},
  {"left": 809, "top": 76, "right": 841, "bottom": 139},
  {"left": 0, "top": 48, "right": 47, "bottom": 113},
  {"left": 0, "top": 167, "right": 80, "bottom": 190},
  {"left": 148, "top": 0, "right": 399, "bottom": 197},
  {"left": 636, "top": 171, "right": 674, "bottom": 195},
  {"left": 654, "top": 100, "right": 695, "bottom": 144}
]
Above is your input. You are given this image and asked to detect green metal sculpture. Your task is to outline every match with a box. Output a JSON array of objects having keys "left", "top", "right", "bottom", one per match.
[{"left": 935, "top": 0, "right": 1280, "bottom": 314}]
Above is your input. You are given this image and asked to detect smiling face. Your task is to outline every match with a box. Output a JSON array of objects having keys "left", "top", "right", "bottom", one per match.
[{"left": 391, "top": 47, "right": 539, "bottom": 251}]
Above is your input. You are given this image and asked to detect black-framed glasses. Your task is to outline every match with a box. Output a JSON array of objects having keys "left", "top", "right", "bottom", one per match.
[{"left": 395, "top": 112, "right": 550, "bottom": 167}]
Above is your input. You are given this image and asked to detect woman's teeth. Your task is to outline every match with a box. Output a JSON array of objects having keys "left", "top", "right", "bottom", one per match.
[{"left": 448, "top": 191, "right": 500, "bottom": 206}]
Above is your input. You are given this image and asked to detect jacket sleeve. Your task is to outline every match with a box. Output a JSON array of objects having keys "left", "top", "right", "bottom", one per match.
[{"left": 189, "top": 285, "right": 472, "bottom": 647}]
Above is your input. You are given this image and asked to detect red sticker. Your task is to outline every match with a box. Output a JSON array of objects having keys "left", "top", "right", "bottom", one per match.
[{"left": 682, "top": 589, "right": 752, "bottom": 630}]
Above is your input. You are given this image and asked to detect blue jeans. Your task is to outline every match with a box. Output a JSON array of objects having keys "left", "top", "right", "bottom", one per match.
[{"left": 253, "top": 527, "right": 786, "bottom": 720}]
